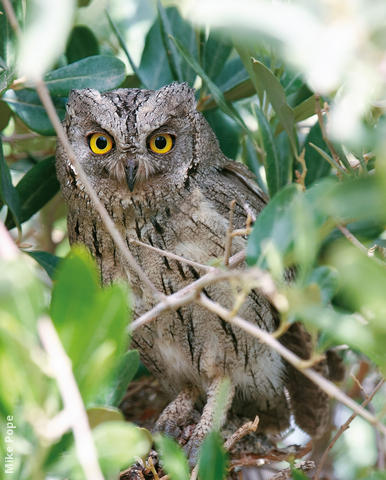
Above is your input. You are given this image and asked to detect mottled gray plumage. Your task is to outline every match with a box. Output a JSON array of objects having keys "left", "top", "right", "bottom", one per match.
[{"left": 56, "top": 82, "right": 332, "bottom": 462}]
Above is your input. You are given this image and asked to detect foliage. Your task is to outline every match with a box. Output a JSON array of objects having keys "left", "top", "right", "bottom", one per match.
[{"left": 0, "top": 0, "right": 385, "bottom": 479}]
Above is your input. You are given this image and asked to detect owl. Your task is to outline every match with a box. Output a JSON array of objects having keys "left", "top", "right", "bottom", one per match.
[{"left": 56, "top": 82, "right": 334, "bottom": 464}]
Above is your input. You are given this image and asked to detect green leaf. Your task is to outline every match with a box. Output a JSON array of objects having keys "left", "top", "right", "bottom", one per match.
[
  {"left": 241, "top": 135, "right": 267, "bottom": 193},
  {"left": 157, "top": 4, "right": 198, "bottom": 85},
  {"left": 304, "top": 122, "right": 331, "bottom": 186},
  {"left": 0, "top": 137, "right": 21, "bottom": 229},
  {"left": 87, "top": 406, "right": 124, "bottom": 429},
  {"left": 44, "top": 55, "right": 126, "bottom": 97},
  {"left": 50, "top": 246, "right": 130, "bottom": 402},
  {"left": 204, "top": 109, "right": 240, "bottom": 159},
  {"left": 26, "top": 250, "right": 61, "bottom": 279},
  {"left": 3, "top": 88, "right": 66, "bottom": 136},
  {"left": 94, "top": 422, "right": 151, "bottom": 475},
  {"left": 255, "top": 108, "right": 281, "bottom": 197},
  {"left": 202, "top": 33, "right": 232, "bottom": 81},
  {"left": 170, "top": 35, "right": 247, "bottom": 132},
  {"left": 251, "top": 58, "right": 297, "bottom": 155},
  {"left": 0, "top": 101, "right": 12, "bottom": 130},
  {"left": 155, "top": 435, "right": 190, "bottom": 480},
  {"left": 5, "top": 156, "right": 59, "bottom": 229},
  {"left": 247, "top": 184, "right": 300, "bottom": 266},
  {"left": 275, "top": 94, "right": 319, "bottom": 135},
  {"left": 198, "top": 431, "right": 228, "bottom": 480},
  {"left": 307, "top": 266, "right": 339, "bottom": 304},
  {"left": 65, "top": 25, "right": 99, "bottom": 64},
  {"left": 107, "top": 350, "right": 140, "bottom": 407},
  {"left": 138, "top": 12, "right": 174, "bottom": 89},
  {"left": 290, "top": 467, "right": 309, "bottom": 480}
]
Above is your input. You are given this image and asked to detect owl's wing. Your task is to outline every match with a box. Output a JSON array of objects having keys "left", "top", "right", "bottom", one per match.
[{"left": 211, "top": 160, "right": 336, "bottom": 438}]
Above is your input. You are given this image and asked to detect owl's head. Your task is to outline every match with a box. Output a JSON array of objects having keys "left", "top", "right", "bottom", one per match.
[{"left": 57, "top": 82, "right": 222, "bottom": 196}]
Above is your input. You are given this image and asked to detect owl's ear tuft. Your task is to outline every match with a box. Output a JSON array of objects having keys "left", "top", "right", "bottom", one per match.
[{"left": 157, "top": 82, "right": 197, "bottom": 114}]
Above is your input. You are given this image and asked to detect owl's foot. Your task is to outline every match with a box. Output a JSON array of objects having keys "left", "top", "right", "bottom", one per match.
[
  {"left": 184, "top": 377, "right": 235, "bottom": 467},
  {"left": 153, "top": 386, "right": 198, "bottom": 439}
]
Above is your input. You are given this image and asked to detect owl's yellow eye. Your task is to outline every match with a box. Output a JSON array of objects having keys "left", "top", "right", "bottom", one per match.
[
  {"left": 89, "top": 133, "right": 113, "bottom": 154},
  {"left": 148, "top": 134, "right": 174, "bottom": 154}
]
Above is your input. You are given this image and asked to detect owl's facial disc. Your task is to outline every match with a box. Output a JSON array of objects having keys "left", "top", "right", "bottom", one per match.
[{"left": 124, "top": 161, "right": 138, "bottom": 192}]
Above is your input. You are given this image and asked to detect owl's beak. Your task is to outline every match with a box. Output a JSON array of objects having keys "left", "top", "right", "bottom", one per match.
[{"left": 124, "top": 161, "right": 138, "bottom": 192}]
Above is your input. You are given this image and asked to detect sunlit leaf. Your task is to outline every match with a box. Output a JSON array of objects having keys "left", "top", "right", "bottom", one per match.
[{"left": 87, "top": 406, "right": 124, "bottom": 429}]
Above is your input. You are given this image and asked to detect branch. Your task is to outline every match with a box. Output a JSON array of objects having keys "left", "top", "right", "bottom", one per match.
[
  {"left": 196, "top": 293, "right": 386, "bottom": 436},
  {"left": 38, "top": 316, "right": 104, "bottom": 480},
  {"left": 314, "top": 378, "right": 385, "bottom": 480}
]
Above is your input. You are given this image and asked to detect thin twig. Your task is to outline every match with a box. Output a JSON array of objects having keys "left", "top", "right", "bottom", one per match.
[
  {"left": 314, "top": 378, "right": 385, "bottom": 480},
  {"left": 129, "top": 238, "right": 214, "bottom": 273},
  {"left": 34, "top": 79, "right": 161, "bottom": 299},
  {"left": 224, "top": 199, "right": 236, "bottom": 266},
  {"left": 0, "top": 0, "right": 21, "bottom": 35},
  {"left": 38, "top": 316, "right": 104, "bottom": 480},
  {"left": 314, "top": 95, "right": 343, "bottom": 170},
  {"left": 224, "top": 416, "right": 259, "bottom": 451},
  {"left": 336, "top": 224, "right": 369, "bottom": 254},
  {"left": 196, "top": 293, "right": 386, "bottom": 436},
  {"left": 130, "top": 251, "right": 247, "bottom": 331}
]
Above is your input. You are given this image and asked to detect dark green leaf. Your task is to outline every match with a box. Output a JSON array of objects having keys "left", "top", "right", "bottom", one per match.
[
  {"left": 3, "top": 88, "right": 66, "bottom": 136},
  {"left": 304, "top": 121, "right": 331, "bottom": 186},
  {"left": 247, "top": 184, "right": 300, "bottom": 266},
  {"left": 138, "top": 13, "right": 174, "bottom": 89},
  {"left": 204, "top": 109, "right": 240, "bottom": 159},
  {"left": 170, "top": 35, "right": 247, "bottom": 131},
  {"left": 65, "top": 25, "right": 99, "bottom": 64},
  {"left": 5, "top": 156, "right": 59, "bottom": 229},
  {"left": 251, "top": 58, "right": 297, "bottom": 155},
  {"left": 157, "top": 4, "right": 198, "bottom": 85},
  {"left": 108, "top": 350, "right": 140, "bottom": 407},
  {"left": 198, "top": 431, "right": 228, "bottom": 480},
  {"left": 0, "top": 100, "right": 11, "bottom": 130},
  {"left": 202, "top": 33, "right": 232, "bottom": 81},
  {"left": 215, "top": 57, "right": 249, "bottom": 93},
  {"left": 155, "top": 435, "right": 190, "bottom": 480},
  {"left": 0, "top": 137, "right": 21, "bottom": 229},
  {"left": 26, "top": 250, "right": 61, "bottom": 279},
  {"left": 236, "top": 45, "right": 265, "bottom": 104},
  {"left": 44, "top": 55, "right": 126, "bottom": 96},
  {"left": 255, "top": 108, "right": 281, "bottom": 197}
]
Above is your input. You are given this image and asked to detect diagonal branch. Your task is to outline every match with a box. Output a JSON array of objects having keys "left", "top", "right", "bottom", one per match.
[{"left": 196, "top": 293, "right": 386, "bottom": 436}]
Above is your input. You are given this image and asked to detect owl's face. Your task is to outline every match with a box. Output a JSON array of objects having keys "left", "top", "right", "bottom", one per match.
[{"left": 59, "top": 82, "right": 219, "bottom": 196}]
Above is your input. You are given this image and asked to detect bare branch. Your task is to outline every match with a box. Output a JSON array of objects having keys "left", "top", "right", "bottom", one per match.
[
  {"left": 129, "top": 237, "right": 214, "bottom": 273},
  {"left": 0, "top": 0, "right": 21, "bottom": 35},
  {"left": 197, "top": 293, "right": 386, "bottom": 436},
  {"left": 224, "top": 416, "right": 259, "bottom": 451},
  {"left": 314, "top": 379, "right": 385, "bottom": 480},
  {"left": 337, "top": 224, "right": 369, "bottom": 254},
  {"left": 38, "top": 316, "right": 104, "bottom": 480}
]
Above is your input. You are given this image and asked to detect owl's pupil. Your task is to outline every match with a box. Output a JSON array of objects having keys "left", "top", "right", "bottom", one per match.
[
  {"left": 96, "top": 136, "right": 107, "bottom": 149},
  {"left": 155, "top": 136, "right": 167, "bottom": 149}
]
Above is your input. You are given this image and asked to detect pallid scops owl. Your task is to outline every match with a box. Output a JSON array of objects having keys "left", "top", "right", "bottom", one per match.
[{"left": 56, "top": 82, "right": 333, "bottom": 464}]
